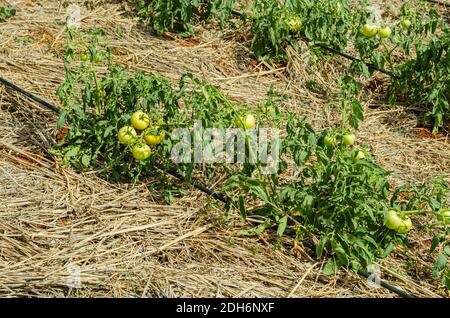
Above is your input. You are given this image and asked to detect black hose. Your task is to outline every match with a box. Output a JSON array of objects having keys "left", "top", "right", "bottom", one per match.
[
  {"left": 0, "top": 76, "right": 61, "bottom": 113},
  {"left": 315, "top": 44, "right": 395, "bottom": 77},
  {"left": 0, "top": 75, "right": 415, "bottom": 299},
  {"left": 164, "top": 168, "right": 229, "bottom": 204}
]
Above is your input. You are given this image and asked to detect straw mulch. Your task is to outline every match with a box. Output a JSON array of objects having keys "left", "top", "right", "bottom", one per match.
[{"left": 0, "top": 0, "right": 448, "bottom": 297}]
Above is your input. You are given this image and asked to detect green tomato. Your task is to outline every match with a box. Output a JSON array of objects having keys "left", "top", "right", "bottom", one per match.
[
  {"left": 396, "top": 217, "right": 413, "bottom": 234},
  {"left": 235, "top": 114, "right": 256, "bottom": 129},
  {"left": 131, "top": 111, "right": 150, "bottom": 130},
  {"left": 132, "top": 143, "right": 151, "bottom": 161},
  {"left": 353, "top": 150, "right": 365, "bottom": 162},
  {"left": 144, "top": 126, "right": 165, "bottom": 146},
  {"left": 385, "top": 210, "right": 413, "bottom": 233},
  {"left": 324, "top": 135, "right": 336, "bottom": 148},
  {"left": 80, "top": 52, "right": 90, "bottom": 62},
  {"left": 342, "top": 134, "right": 356, "bottom": 146},
  {"left": 401, "top": 19, "right": 411, "bottom": 29},
  {"left": 378, "top": 26, "right": 392, "bottom": 39},
  {"left": 287, "top": 16, "right": 302, "bottom": 32},
  {"left": 118, "top": 126, "right": 137, "bottom": 145},
  {"left": 362, "top": 23, "right": 378, "bottom": 37},
  {"left": 385, "top": 210, "right": 403, "bottom": 230},
  {"left": 437, "top": 209, "right": 450, "bottom": 225}
]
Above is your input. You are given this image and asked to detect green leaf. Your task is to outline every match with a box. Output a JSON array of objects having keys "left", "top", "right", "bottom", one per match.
[
  {"left": 323, "top": 258, "right": 338, "bottom": 276},
  {"left": 430, "top": 233, "right": 440, "bottom": 253},
  {"left": 432, "top": 254, "right": 448, "bottom": 277},
  {"left": 239, "top": 219, "right": 271, "bottom": 236},
  {"left": 276, "top": 216, "right": 288, "bottom": 236},
  {"left": 316, "top": 235, "right": 328, "bottom": 258},
  {"left": 57, "top": 110, "right": 67, "bottom": 129},
  {"left": 81, "top": 154, "right": 91, "bottom": 168},
  {"left": 238, "top": 195, "right": 247, "bottom": 220},
  {"left": 104, "top": 126, "right": 114, "bottom": 138},
  {"left": 65, "top": 146, "right": 80, "bottom": 158},
  {"left": 250, "top": 204, "right": 273, "bottom": 217},
  {"left": 247, "top": 181, "right": 269, "bottom": 202},
  {"left": 383, "top": 242, "right": 395, "bottom": 257}
]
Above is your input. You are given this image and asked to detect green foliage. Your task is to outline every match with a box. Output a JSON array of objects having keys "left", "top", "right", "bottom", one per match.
[
  {"left": 0, "top": 6, "right": 16, "bottom": 21},
  {"left": 51, "top": 29, "right": 254, "bottom": 182},
  {"left": 137, "top": 0, "right": 235, "bottom": 35}
]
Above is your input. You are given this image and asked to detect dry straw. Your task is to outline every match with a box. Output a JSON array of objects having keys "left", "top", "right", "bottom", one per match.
[{"left": 0, "top": 0, "right": 448, "bottom": 297}]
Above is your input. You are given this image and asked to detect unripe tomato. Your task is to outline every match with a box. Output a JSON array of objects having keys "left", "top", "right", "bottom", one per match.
[
  {"left": 437, "top": 209, "right": 450, "bottom": 225},
  {"left": 144, "top": 126, "right": 165, "bottom": 146},
  {"left": 132, "top": 143, "right": 151, "bottom": 161},
  {"left": 80, "top": 52, "right": 90, "bottom": 62},
  {"left": 397, "top": 217, "right": 413, "bottom": 234},
  {"left": 401, "top": 19, "right": 411, "bottom": 29},
  {"left": 353, "top": 150, "right": 365, "bottom": 162},
  {"left": 131, "top": 111, "right": 150, "bottom": 130},
  {"left": 362, "top": 24, "right": 378, "bottom": 37},
  {"left": 118, "top": 126, "right": 138, "bottom": 145},
  {"left": 385, "top": 210, "right": 403, "bottom": 230},
  {"left": 342, "top": 134, "right": 356, "bottom": 146},
  {"left": 324, "top": 135, "right": 335, "bottom": 148},
  {"left": 287, "top": 16, "right": 302, "bottom": 32},
  {"left": 378, "top": 26, "right": 392, "bottom": 38},
  {"left": 235, "top": 114, "right": 256, "bottom": 129}
]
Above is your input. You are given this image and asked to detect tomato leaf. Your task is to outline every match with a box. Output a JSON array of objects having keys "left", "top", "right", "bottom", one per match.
[
  {"left": 65, "top": 146, "right": 80, "bottom": 158},
  {"left": 81, "top": 154, "right": 91, "bottom": 168},
  {"left": 104, "top": 126, "right": 114, "bottom": 138},
  {"left": 430, "top": 233, "right": 440, "bottom": 253},
  {"left": 276, "top": 215, "right": 288, "bottom": 236},
  {"left": 238, "top": 195, "right": 247, "bottom": 220},
  {"left": 57, "top": 109, "right": 67, "bottom": 129},
  {"left": 316, "top": 235, "right": 328, "bottom": 258},
  {"left": 323, "top": 258, "right": 338, "bottom": 276},
  {"left": 432, "top": 254, "right": 448, "bottom": 277}
]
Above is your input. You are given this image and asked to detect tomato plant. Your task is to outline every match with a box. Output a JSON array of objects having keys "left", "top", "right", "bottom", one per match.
[
  {"left": 137, "top": 0, "right": 236, "bottom": 35},
  {"left": 391, "top": 178, "right": 449, "bottom": 289},
  {"left": 0, "top": 6, "right": 15, "bottom": 21}
]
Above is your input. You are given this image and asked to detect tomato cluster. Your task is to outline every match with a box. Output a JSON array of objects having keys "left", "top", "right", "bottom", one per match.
[
  {"left": 118, "top": 110, "right": 166, "bottom": 161},
  {"left": 361, "top": 23, "right": 391, "bottom": 39}
]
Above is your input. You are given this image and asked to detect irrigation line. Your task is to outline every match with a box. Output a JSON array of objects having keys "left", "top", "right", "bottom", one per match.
[
  {"left": 0, "top": 76, "right": 61, "bottom": 114},
  {"left": 315, "top": 43, "right": 395, "bottom": 77},
  {"left": 0, "top": 75, "right": 415, "bottom": 298}
]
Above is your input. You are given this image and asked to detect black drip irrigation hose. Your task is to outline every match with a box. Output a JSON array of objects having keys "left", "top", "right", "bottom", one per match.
[
  {"left": 0, "top": 76, "right": 61, "bottom": 114},
  {"left": 315, "top": 44, "right": 395, "bottom": 78},
  {"left": 0, "top": 75, "right": 415, "bottom": 298}
]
